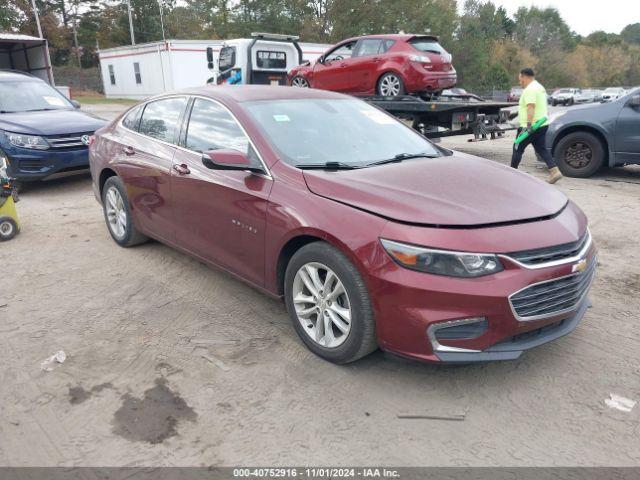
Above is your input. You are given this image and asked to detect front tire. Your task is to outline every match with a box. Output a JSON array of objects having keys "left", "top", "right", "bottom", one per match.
[
  {"left": 284, "top": 242, "right": 377, "bottom": 364},
  {"left": 102, "top": 176, "right": 148, "bottom": 247},
  {"left": 377, "top": 72, "right": 405, "bottom": 97},
  {"left": 554, "top": 131, "right": 605, "bottom": 178},
  {"left": 291, "top": 76, "right": 310, "bottom": 88}
]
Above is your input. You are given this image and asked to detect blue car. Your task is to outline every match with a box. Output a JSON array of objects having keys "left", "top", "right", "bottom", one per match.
[{"left": 0, "top": 71, "right": 106, "bottom": 185}]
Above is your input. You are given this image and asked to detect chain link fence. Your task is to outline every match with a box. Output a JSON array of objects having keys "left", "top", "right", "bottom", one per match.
[{"left": 52, "top": 66, "right": 104, "bottom": 94}]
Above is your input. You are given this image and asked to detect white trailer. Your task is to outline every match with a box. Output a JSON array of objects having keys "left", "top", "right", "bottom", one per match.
[
  {"left": 98, "top": 38, "right": 329, "bottom": 99},
  {"left": 0, "top": 33, "right": 54, "bottom": 84}
]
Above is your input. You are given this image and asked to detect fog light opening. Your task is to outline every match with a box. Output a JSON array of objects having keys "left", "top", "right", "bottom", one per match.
[{"left": 427, "top": 317, "right": 488, "bottom": 353}]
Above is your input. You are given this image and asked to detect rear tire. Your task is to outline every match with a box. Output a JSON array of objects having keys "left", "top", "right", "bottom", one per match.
[
  {"left": 284, "top": 242, "right": 377, "bottom": 364},
  {"left": 554, "top": 131, "right": 605, "bottom": 178},
  {"left": 102, "top": 176, "right": 148, "bottom": 247},
  {"left": 377, "top": 72, "right": 405, "bottom": 97}
]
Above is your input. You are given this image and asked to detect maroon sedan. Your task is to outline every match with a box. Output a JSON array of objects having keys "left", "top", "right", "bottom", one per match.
[
  {"left": 288, "top": 34, "right": 457, "bottom": 97},
  {"left": 90, "top": 86, "right": 596, "bottom": 364}
]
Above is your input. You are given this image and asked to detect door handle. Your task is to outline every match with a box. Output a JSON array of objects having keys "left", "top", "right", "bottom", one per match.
[
  {"left": 122, "top": 146, "right": 135, "bottom": 156},
  {"left": 372, "top": 57, "right": 380, "bottom": 62},
  {"left": 339, "top": 63, "right": 348, "bottom": 68},
  {"left": 172, "top": 163, "right": 191, "bottom": 175}
]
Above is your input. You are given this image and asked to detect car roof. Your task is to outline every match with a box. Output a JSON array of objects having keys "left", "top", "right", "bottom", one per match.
[
  {"left": 177, "top": 85, "right": 352, "bottom": 104},
  {"left": 338, "top": 33, "right": 438, "bottom": 44},
  {"left": 0, "top": 70, "right": 41, "bottom": 82}
]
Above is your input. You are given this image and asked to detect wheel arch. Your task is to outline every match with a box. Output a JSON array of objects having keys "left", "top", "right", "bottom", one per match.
[
  {"left": 552, "top": 125, "right": 611, "bottom": 166},
  {"left": 98, "top": 167, "right": 118, "bottom": 198},
  {"left": 274, "top": 229, "right": 368, "bottom": 296}
]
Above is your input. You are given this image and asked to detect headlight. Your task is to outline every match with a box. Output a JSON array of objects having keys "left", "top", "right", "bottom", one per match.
[
  {"left": 7, "top": 133, "right": 49, "bottom": 150},
  {"left": 380, "top": 239, "right": 504, "bottom": 278},
  {"left": 409, "top": 55, "right": 432, "bottom": 64}
]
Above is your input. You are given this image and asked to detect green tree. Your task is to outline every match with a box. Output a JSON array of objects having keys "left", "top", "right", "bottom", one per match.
[{"left": 621, "top": 23, "right": 640, "bottom": 45}]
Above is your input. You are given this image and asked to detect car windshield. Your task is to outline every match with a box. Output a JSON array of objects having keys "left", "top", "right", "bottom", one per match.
[
  {"left": 557, "top": 89, "right": 573, "bottom": 94},
  {"left": 0, "top": 80, "right": 73, "bottom": 113},
  {"left": 244, "top": 98, "right": 441, "bottom": 167}
]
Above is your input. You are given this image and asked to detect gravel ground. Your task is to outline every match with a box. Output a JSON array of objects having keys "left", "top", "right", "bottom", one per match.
[{"left": 0, "top": 104, "right": 639, "bottom": 467}]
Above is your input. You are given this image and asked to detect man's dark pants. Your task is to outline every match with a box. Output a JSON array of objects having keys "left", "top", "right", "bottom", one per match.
[{"left": 511, "top": 125, "right": 557, "bottom": 169}]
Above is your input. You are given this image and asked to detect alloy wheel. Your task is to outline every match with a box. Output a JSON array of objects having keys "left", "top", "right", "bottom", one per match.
[
  {"left": 565, "top": 142, "right": 593, "bottom": 169},
  {"left": 292, "top": 262, "right": 352, "bottom": 348},
  {"left": 292, "top": 77, "right": 309, "bottom": 88},
  {"left": 105, "top": 186, "right": 127, "bottom": 239},
  {"left": 379, "top": 74, "right": 401, "bottom": 96}
]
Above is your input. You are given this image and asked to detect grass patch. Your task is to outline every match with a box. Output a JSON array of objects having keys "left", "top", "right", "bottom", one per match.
[{"left": 74, "top": 95, "right": 138, "bottom": 105}]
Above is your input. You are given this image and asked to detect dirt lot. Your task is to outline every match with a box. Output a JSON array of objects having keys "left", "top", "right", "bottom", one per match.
[{"left": 1, "top": 104, "right": 639, "bottom": 467}]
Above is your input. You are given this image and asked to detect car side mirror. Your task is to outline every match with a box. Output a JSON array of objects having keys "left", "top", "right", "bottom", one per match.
[
  {"left": 70, "top": 100, "right": 81, "bottom": 109},
  {"left": 202, "top": 149, "right": 264, "bottom": 174},
  {"left": 317, "top": 56, "right": 324, "bottom": 64},
  {"left": 628, "top": 95, "right": 640, "bottom": 108},
  {"left": 206, "top": 46, "right": 214, "bottom": 63}
]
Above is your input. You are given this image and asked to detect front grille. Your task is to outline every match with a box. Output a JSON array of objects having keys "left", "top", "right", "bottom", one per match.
[
  {"left": 506, "top": 231, "right": 590, "bottom": 267},
  {"left": 509, "top": 259, "right": 596, "bottom": 320},
  {"left": 44, "top": 132, "right": 93, "bottom": 150}
]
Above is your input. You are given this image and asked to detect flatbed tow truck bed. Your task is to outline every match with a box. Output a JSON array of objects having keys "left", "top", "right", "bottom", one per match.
[{"left": 365, "top": 94, "right": 517, "bottom": 141}]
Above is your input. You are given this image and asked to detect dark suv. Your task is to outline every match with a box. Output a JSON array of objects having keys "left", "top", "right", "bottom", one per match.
[
  {"left": 544, "top": 87, "right": 640, "bottom": 177},
  {"left": 0, "top": 71, "right": 106, "bottom": 185}
]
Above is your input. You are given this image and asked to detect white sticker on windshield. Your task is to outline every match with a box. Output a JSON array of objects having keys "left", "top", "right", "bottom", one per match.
[
  {"left": 360, "top": 109, "right": 395, "bottom": 125},
  {"left": 43, "top": 96, "right": 66, "bottom": 107},
  {"left": 273, "top": 114, "right": 290, "bottom": 122}
]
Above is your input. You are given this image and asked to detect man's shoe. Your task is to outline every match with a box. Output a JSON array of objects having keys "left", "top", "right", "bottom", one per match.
[{"left": 548, "top": 167, "right": 562, "bottom": 184}]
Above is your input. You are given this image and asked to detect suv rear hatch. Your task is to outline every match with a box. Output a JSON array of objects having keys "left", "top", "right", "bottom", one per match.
[{"left": 408, "top": 36, "right": 453, "bottom": 73}]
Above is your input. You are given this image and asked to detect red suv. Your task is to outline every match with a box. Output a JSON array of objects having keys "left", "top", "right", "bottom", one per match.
[
  {"left": 288, "top": 34, "right": 457, "bottom": 97},
  {"left": 90, "top": 86, "right": 595, "bottom": 365}
]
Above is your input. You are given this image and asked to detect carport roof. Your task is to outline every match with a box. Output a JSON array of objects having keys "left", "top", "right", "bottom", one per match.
[{"left": 0, "top": 32, "right": 45, "bottom": 49}]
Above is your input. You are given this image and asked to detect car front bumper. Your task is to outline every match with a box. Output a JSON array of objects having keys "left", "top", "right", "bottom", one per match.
[
  {"left": 368, "top": 211, "right": 596, "bottom": 363},
  {"left": 2, "top": 144, "right": 90, "bottom": 181}
]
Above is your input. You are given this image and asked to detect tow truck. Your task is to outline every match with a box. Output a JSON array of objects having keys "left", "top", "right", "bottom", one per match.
[{"left": 206, "top": 33, "right": 516, "bottom": 141}]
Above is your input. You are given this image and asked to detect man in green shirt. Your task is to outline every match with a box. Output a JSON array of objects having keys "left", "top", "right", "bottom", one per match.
[{"left": 511, "top": 68, "right": 562, "bottom": 184}]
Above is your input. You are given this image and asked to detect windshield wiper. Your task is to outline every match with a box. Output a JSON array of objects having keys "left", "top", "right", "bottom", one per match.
[
  {"left": 23, "top": 108, "right": 57, "bottom": 112},
  {"left": 365, "top": 152, "right": 438, "bottom": 167},
  {"left": 295, "top": 161, "right": 360, "bottom": 170}
]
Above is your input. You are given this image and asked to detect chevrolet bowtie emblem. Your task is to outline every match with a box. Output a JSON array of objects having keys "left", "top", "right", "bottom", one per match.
[{"left": 572, "top": 258, "right": 588, "bottom": 273}]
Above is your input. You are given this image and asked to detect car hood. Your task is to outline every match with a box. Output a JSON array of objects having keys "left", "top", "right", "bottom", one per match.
[
  {"left": 0, "top": 109, "right": 106, "bottom": 135},
  {"left": 302, "top": 152, "right": 568, "bottom": 227}
]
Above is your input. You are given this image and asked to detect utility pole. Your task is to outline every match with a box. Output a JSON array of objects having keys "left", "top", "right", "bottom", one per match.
[
  {"left": 127, "top": 0, "right": 136, "bottom": 45},
  {"left": 158, "top": 0, "right": 166, "bottom": 42},
  {"left": 72, "top": 9, "right": 82, "bottom": 68},
  {"left": 30, "top": 0, "right": 43, "bottom": 38}
]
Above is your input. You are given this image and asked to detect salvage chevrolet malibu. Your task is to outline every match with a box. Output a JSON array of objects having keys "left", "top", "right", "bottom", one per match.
[{"left": 90, "top": 86, "right": 596, "bottom": 364}]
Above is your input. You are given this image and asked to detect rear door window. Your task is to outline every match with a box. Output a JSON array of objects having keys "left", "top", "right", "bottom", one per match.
[
  {"left": 355, "top": 39, "right": 384, "bottom": 57},
  {"left": 138, "top": 97, "right": 188, "bottom": 144},
  {"left": 409, "top": 38, "right": 447, "bottom": 54},
  {"left": 122, "top": 105, "right": 143, "bottom": 131}
]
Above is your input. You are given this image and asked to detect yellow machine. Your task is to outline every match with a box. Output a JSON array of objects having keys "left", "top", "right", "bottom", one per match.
[{"left": 0, "top": 174, "right": 20, "bottom": 241}]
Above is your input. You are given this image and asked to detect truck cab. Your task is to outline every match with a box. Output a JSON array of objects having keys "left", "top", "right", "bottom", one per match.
[{"left": 207, "top": 33, "right": 303, "bottom": 86}]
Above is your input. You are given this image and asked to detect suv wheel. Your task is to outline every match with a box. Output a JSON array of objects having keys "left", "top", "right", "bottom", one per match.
[
  {"left": 554, "top": 131, "right": 605, "bottom": 178},
  {"left": 377, "top": 73, "right": 405, "bottom": 97},
  {"left": 284, "top": 242, "right": 377, "bottom": 364},
  {"left": 102, "top": 176, "right": 148, "bottom": 247}
]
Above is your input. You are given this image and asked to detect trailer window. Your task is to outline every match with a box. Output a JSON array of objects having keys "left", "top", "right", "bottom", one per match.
[
  {"left": 133, "top": 62, "right": 142, "bottom": 84},
  {"left": 256, "top": 51, "right": 287, "bottom": 69},
  {"left": 219, "top": 47, "right": 236, "bottom": 71},
  {"left": 108, "top": 65, "right": 116, "bottom": 85},
  {"left": 139, "top": 97, "right": 188, "bottom": 144}
]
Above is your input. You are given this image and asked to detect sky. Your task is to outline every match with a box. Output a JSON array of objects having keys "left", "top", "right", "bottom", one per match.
[{"left": 466, "top": 0, "right": 637, "bottom": 36}]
